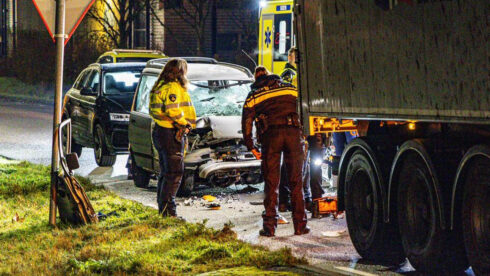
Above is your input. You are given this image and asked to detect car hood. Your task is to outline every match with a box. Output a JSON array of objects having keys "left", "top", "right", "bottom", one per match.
[{"left": 196, "top": 116, "right": 243, "bottom": 139}]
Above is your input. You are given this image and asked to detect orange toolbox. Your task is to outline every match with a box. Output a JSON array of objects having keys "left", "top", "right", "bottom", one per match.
[{"left": 311, "top": 196, "right": 343, "bottom": 219}]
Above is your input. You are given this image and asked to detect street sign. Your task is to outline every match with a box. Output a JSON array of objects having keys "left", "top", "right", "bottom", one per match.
[{"left": 31, "top": 0, "right": 95, "bottom": 44}]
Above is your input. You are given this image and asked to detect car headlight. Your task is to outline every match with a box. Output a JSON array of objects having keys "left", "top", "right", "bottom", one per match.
[{"left": 110, "top": 113, "right": 130, "bottom": 122}]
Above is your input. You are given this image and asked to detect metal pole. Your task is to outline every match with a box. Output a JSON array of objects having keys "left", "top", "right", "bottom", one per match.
[{"left": 49, "top": 0, "right": 66, "bottom": 226}]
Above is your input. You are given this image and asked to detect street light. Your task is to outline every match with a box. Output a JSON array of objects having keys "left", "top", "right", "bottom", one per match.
[{"left": 259, "top": 0, "right": 267, "bottom": 8}]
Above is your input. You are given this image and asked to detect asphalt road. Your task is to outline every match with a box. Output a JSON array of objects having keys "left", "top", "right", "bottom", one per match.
[
  {"left": 0, "top": 101, "right": 128, "bottom": 178},
  {"left": 0, "top": 101, "right": 475, "bottom": 275}
]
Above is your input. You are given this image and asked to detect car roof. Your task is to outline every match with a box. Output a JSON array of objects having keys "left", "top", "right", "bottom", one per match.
[
  {"left": 143, "top": 58, "right": 253, "bottom": 81},
  {"left": 91, "top": 62, "right": 147, "bottom": 71},
  {"left": 100, "top": 49, "right": 166, "bottom": 58}
]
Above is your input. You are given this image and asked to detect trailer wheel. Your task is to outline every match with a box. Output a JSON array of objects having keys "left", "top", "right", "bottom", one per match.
[
  {"left": 397, "top": 153, "right": 467, "bottom": 272},
  {"left": 345, "top": 149, "right": 404, "bottom": 263},
  {"left": 462, "top": 156, "right": 490, "bottom": 275}
]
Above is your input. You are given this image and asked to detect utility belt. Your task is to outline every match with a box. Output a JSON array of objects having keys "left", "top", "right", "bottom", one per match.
[{"left": 255, "top": 113, "right": 301, "bottom": 136}]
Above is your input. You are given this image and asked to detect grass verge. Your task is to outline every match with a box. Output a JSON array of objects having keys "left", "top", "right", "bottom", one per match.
[
  {"left": 0, "top": 160, "right": 305, "bottom": 275},
  {"left": 0, "top": 77, "right": 54, "bottom": 104}
]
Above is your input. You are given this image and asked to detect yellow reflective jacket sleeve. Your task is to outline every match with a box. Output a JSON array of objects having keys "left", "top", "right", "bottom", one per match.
[{"left": 149, "top": 81, "right": 197, "bottom": 129}]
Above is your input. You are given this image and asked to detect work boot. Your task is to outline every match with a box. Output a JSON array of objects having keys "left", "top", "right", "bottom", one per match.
[
  {"left": 160, "top": 202, "right": 177, "bottom": 217},
  {"left": 294, "top": 226, "right": 311, "bottom": 235},
  {"left": 259, "top": 229, "right": 275, "bottom": 237},
  {"left": 305, "top": 199, "right": 313, "bottom": 212}
]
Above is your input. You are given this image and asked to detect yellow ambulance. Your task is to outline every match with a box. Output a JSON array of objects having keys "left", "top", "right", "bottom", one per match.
[{"left": 258, "top": 0, "right": 294, "bottom": 75}]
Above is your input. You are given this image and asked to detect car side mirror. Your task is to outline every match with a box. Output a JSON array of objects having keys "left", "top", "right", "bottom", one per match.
[
  {"left": 81, "top": 86, "right": 96, "bottom": 96},
  {"left": 66, "top": 152, "right": 80, "bottom": 171}
]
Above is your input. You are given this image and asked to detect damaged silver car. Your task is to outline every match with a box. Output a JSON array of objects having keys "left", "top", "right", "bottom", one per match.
[{"left": 128, "top": 58, "right": 262, "bottom": 196}]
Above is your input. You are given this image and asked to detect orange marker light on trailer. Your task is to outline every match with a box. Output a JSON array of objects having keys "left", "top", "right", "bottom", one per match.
[{"left": 408, "top": 123, "right": 416, "bottom": 131}]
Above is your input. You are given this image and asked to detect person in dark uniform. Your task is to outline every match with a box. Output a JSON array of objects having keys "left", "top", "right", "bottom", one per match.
[
  {"left": 149, "top": 58, "right": 197, "bottom": 217},
  {"left": 279, "top": 47, "right": 325, "bottom": 212},
  {"left": 242, "top": 66, "right": 309, "bottom": 237}
]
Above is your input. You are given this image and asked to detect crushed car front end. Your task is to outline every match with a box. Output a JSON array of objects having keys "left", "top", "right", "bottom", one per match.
[{"left": 185, "top": 116, "right": 262, "bottom": 188}]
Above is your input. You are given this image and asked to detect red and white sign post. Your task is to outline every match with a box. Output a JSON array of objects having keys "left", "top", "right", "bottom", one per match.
[{"left": 31, "top": 0, "right": 94, "bottom": 226}]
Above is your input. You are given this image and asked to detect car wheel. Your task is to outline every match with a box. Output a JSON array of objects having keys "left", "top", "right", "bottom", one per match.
[
  {"left": 93, "top": 124, "right": 116, "bottom": 167},
  {"left": 345, "top": 149, "right": 404, "bottom": 263},
  {"left": 462, "top": 156, "right": 490, "bottom": 275},
  {"left": 131, "top": 154, "right": 150, "bottom": 188},
  {"left": 177, "top": 171, "right": 194, "bottom": 197},
  {"left": 397, "top": 153, "right": 468, "bottom": 272}
]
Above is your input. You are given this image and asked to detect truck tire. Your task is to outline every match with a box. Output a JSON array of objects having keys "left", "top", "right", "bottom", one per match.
[
  {"left": 177, "top": 171, "right": 194, "bottom": 197},
  {"left": 131, "top": 155, "right": 150, "bottom": 188},
  {"left": 397, "top": 153, "right": 467, "bottom": 272},
  {"left": 462, "top": 157, "right": 490, "bottom": 275},
  {"left": 93, "top": 124, "right": 116, "bottom": 167},
  {"left": 345, "top": 150, "right": 404, "bottom": 263}
]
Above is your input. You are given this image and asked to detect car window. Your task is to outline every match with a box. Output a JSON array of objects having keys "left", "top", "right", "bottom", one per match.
[
  {"left": 74, "top": 69, "right": 90, "bottom": 90},
  {"left": 135, "top": 75, "right": 157, "bottom": 114},
  {"left": 116, "top": 57, "right": 154, "bottom": 63},
  {"left": 104, "top": 71, "right": 141, "bottom": 95},
  {"left": 86, "top": 70, "right": 100, "bottom": 93},
  {"left": 98, "top": 56, "right": 114, "bottom": 64},
  {"left": 188, "top": 80, "right": 251, "bottom": 117}
]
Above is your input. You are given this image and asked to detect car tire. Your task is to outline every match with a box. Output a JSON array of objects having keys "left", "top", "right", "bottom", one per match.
[
  {"left": 345, "top": 149, "right": 404, "bottom": 263},
  {"left": 397, "top": 153, "right": 468, "bottom": 272},
  {"left": 93, "top": 124, "right": 116, "bottom": 167},
  {"left": 177, "top": 171, "right": 194, "bottom": 197},
  {"left": 462, "top": 157, "right": 490, "bottom": 275},
  {"left": 131, "top": 154, "right": 150, "bottom": 188}
]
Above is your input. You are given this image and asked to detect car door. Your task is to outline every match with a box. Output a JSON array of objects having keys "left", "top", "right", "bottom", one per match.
[
  {"left": 79, "top": 69, "right": 100, "bottom": 143},
  {"left": 129, "top": 74, "right": 157, "bottom": 171}
]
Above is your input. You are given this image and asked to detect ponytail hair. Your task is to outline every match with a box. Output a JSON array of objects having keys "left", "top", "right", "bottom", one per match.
[{"left": 152, "top": 58, "right": 189, "bottom": 92}]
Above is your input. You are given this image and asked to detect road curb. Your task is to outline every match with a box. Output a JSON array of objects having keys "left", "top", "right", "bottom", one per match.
[
  {"left": 0, "top": 94, "right": 53, "bottom": 106},
  {"left": 0, "top": 155, "right": 21, "bottom": 165}
]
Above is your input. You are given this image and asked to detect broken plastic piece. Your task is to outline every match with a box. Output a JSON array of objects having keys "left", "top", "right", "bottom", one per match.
[{"left": 202, "top": 195, "right": 217, "bottom": 202}]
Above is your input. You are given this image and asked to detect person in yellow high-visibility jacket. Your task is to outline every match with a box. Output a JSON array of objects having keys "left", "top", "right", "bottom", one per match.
[
  {"left": 149, "top": 58, "right": 196, "bottom": 217},
  {"left": 280, "top": 47, "right": 298, "bottom": 87}
]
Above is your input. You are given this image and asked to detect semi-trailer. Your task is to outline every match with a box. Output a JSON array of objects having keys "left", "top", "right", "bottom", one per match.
[{"left": 295, "top": 0, "right": 488, "bottom": 273}]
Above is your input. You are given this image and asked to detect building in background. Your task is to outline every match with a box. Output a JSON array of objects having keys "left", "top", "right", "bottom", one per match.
[
  {"left": 2, "top": 0, "right": 258, "bottom": 68},
  {"left": 162, "top": 0, "right": 258, "bottom": 65}
]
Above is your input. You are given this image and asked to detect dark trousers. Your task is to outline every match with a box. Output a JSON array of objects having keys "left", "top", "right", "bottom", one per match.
[
  {"left": 279, "top": 134, "right": 325, "bottom": 205},
  {"left": 152, "top": 125, "right": 185, "bottom": 217},
  {"left": 279, "top": 149, "right": 311, "bottom": 205},
  {"left": 261, "top": 127, "right": 307, "bottom": 234}
]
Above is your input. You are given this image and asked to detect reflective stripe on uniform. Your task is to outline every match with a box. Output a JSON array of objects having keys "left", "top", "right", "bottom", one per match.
[
  {"left": 165, "top": 102, "right": 193, "bottom": 109},
  {"left": 247, "top": 87, "right": 296, "bottom": 103},
  {"left": 245, "top": 88, "right": 298, "bottom": 108},
  {"left": 150, "top": 103, "right": 164, "bottom": 109}
]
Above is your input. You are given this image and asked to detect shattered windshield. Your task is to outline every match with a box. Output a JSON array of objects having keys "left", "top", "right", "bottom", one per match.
[{"left": 188, "top": 81, "right": 251, "bottom": 117}]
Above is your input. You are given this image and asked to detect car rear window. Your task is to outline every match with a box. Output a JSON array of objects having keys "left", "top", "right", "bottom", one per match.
[{"left": 104, "top": 71, "right": 142, "bottom": 95}]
